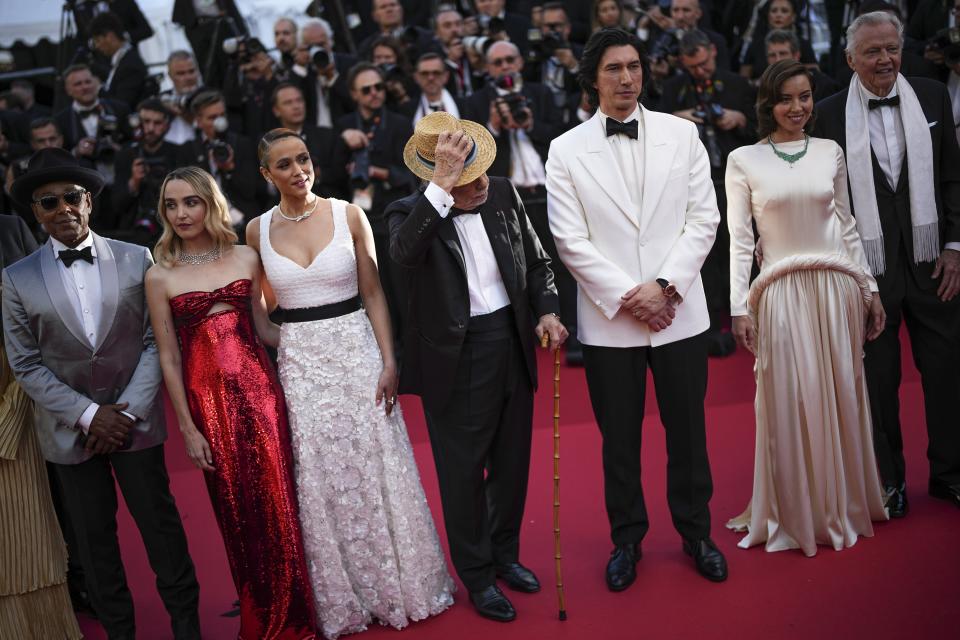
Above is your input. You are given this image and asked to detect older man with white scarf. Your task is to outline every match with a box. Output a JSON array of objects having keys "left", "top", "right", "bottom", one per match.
[{"left": 815, "top": 11, "right": 960, "bottom": 518}]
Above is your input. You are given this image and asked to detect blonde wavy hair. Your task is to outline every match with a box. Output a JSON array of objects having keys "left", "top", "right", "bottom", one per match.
[{"left": 153, "top": 166, "right": 238, "bottom": 267}]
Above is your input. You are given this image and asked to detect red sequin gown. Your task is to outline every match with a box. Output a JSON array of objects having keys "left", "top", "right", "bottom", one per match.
[{"left": 170, "top": 278, "right": 316, "bottom": 640}]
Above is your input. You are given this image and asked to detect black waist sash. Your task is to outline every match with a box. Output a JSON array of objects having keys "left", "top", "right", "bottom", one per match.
[{"left": 278, "top": 295, "right": 362, "bottom": 323}]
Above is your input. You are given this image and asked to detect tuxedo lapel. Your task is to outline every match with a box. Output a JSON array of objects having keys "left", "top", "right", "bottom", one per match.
[
  {"left": 638, "top": 109, "right": 679, "bottom": 239},
  {"left": 38, "top": 242, "right": 89, "bottom": 348},
  {"left": 93, "top": 235, "right": 119, "bottom": 353},
  {"left": 437, "top": 220, "right": 466, "bottom": 276},
  {"left": 579, "top": 114, "right": 640, "bottom": 230},
  {"left": 480, "top": 206, "right": 517, "bottom": 292}
]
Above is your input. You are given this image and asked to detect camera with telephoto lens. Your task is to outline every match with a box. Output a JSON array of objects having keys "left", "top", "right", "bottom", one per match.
[
  {"left": 350, "top": 148, "right": 371, "bottom": 190},
  {"left": 222, "top": 36, "right": 266, "bottom": 65},
  {"left": 462, "top": 35, "right": 495, "bottom": 56},
  {"left": 928, "top": 27, "right": 960, "bottom": 65},
  {"left": 206, "top": 115, "right": 232, "bottom": 164},
  {"left": 309, "top": 45, "right": 331, "bottom": 69},
  {"left": 93, "top": 112, "right": 124, "bottom": 160},
  {"left": 649, "top": 28, "right": 680, "bottom": 61},
  {"left": 493, "top": 73, "right": 530, "bottom": 127},
  {"left": 527, "top": 28, "right": 570, "bottom": 63}
]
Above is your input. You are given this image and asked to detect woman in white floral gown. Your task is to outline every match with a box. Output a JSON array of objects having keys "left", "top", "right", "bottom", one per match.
[{"left": 248, "top": 129, "right": 454, "bottom": 639}]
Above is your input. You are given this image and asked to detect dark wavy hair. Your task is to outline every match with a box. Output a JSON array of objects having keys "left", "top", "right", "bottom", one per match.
[
  {"left": 755, "top": 59, "right": 816, "bottom": 140},
  {"left": 578, "top": 27, "right": 648, "bottom": 110}
]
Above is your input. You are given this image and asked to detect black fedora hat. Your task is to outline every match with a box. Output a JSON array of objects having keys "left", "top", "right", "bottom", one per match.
[{"left": 10, "top": 148, "right": 105, "bottom": 207}]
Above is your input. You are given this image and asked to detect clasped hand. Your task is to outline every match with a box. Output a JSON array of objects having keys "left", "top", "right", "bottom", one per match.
[
  {"left": 621, "top": 282, "right": 675, "bottom": 332},
  {"left": 85, "top": 402, "right": 134, "bottom": 455}
]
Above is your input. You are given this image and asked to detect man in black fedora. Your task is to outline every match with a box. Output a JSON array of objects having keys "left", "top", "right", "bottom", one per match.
[
  {"left": 2, "top": 148, "right": 201, "bottom": 640},
  {"left": 386, "top": 111, "right": 567, "bottom": 622}
]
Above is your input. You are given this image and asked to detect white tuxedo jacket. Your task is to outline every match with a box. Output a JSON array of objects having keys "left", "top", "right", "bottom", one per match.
[{"left": 545, "top": 108, "right": 719, "bottom": 347}]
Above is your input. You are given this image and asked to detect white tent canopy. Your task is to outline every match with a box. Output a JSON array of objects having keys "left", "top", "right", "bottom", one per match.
[{"left": 0, "top": 0, "right": 318, "bottom": 68}]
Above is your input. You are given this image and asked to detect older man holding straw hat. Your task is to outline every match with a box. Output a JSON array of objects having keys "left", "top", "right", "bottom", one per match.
[{"left": 386, "top": 111, "right": 567, "bottom": 622}]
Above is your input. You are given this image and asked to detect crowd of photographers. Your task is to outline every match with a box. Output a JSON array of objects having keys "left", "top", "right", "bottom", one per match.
[{"left": 0, "top": 0, "right": 958, "bottom": 358}]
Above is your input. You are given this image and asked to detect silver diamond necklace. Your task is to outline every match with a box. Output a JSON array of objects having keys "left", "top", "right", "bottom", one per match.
[
  {"left": 278, "top": 197, "right": 320, "bottom": 222},
  {"left": 177, "top": 245, "right": 221, "bottom": 265}
]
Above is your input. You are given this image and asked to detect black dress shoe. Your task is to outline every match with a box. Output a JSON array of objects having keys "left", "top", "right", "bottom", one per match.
[
  {"left": 495, "top": 562, "right": 540, "bottom": 593},
  {"left": 928, "top": 481, "right": 960, "bottom": 509},
  {"left": 468, "top": 585, "right": 516, "bottom": 622},
  {"left": 605, "top": 543, "right": 640, "bottom": 592},
  {"left": 682, "top": 538, "right": 728, "bottom": 582},
  {"left": 885, "top": 483, "right": 909, "bottom": 518}
]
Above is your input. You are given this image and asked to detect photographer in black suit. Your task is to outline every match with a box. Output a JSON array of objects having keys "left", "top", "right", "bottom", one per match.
[
  {"left": 112, "top": 99, "right": 179, "bottom": 245},
  {"left": 296, "top": 19, "right": 357, "bottom": 129},
  {"left": 386, "top": 111, "right": 565, "bottom": 622},
  {"left": 171, "top": 0, "right": 248, "bottom": 89},
  {"left": 523, "top": 2, "right": 583, "bottom": 128},
  {"left": 659, "top": 29, "right": 756, "bottom": 356},
  {"left": 88, "top": 12, "right": 150, "bottom": 112},
  {"left": 175, "top": 90, "right": 261, "bottom": 236}
]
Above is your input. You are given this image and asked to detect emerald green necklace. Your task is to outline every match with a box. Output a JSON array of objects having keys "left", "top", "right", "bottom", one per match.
[{"left": 767, "top": 134, "right": 809, "bottom": 168}]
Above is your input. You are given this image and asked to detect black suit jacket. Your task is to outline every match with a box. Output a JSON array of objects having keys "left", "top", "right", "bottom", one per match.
[
  {"left": 814, "top": 76, "right": 960, "bottom": 287},
  {"left": 303, "top": 53, "right": 357, "bottom": 127},
  {"left": 386, "top": 177, "right": 559, "bottom": 412},
  {"left": 333, "top": 109, "right": 414, "bottom": 218},
  {"left": 104, "top": 47, "right": 149, "bottom": 111},
  {"left": 460, "top": 83, "right": 562, "bottom": 179},
  {"left": 54, "top": 99, "right": 131, "bottom": 151},
  {"left": 300, "top": 124, "right": 349, "bottom": 200},
  {"left": 0, "top": 215, "right": 38, "bottom": 270}
]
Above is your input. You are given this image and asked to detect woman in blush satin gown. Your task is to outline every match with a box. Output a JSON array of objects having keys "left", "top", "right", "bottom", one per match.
[
  {"left": 246, "top": 129, "right": 454, "bottom": 640},
  {"left": 725, "top": 61, "right": 889, "bottom": 556},
  {"left": 145, "top": 167, "right": 316, "bottom": 639}
]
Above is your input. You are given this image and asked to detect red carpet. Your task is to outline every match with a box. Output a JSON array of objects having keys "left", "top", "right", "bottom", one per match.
[{"left": 78, "top": 332, "right": 957, "bottom": 639}]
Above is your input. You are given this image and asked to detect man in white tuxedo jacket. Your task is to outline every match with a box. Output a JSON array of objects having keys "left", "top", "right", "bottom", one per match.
[{"left": 546, "top": 28, "right": 727, "bottom": 589}]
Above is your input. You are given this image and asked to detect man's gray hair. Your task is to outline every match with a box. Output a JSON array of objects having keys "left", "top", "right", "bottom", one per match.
[
  {"left": 274, "top": 17, "right": 299, "bottom": 33},
  {"left": 167, "top": 50, "right": 196, "bottom": 65},
  {"left": 302, "top": 17, "right": 334, "bottom": 41},
  {"left": 845, "top": 10, "right": 903, "bottom": 56}
]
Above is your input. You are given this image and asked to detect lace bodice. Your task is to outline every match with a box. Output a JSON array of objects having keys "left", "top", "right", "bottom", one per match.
[{"left": 259, "top": 199, "right": 359, "bottom": 310}]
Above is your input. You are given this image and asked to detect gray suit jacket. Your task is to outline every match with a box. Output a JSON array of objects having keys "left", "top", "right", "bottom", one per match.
[{"left": 1, "top": 233, "right": 165, "bottom": 464}]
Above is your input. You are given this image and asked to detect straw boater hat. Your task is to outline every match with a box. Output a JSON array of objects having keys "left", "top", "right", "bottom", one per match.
[
  {"left": 403, "top": 111, "right": 497, "bottom": 187},
  {"left": 10, "top": 147, "right": 105, "bottom": 207}
]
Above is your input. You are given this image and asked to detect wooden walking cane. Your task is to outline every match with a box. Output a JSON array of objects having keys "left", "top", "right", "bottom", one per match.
[{"left": 541, "top": 333, "right": 567, "bottom": 620}]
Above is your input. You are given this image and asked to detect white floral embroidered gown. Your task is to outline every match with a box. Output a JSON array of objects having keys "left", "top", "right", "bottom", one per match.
[{"left": 259, "top": 200, "right": 454, "bottom": 639}]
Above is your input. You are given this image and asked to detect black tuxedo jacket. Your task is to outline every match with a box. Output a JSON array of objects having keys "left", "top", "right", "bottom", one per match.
[
  {"left": 175, "top": 132, "right": 262, "bottom": 223},
  {"left": 0, "top": 215, "right": 38, "bottom": 270},
  {"left": 460, "top": 82, "right": 562, "bottom": 179},
  {"left": 104, "top": 47, "right": 149, "bottom": 111},
  {"left": 814, "top": 76, "right": 960, "bottom": 287},
  {"left": 303, "top": 53, "right": 357, "bottom": 127},
  {"left": 300, "top": 124, "right": 348, "bottom": 200},
  {"left": 386, "top": 177, "right": 559, "bottom": 412},
  {"left": 54, "top": 99, "right": 131, "bottom": 151}
]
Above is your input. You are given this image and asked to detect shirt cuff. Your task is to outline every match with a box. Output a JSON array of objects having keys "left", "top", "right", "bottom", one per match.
[
  {"left": 78, "top": 403, "right": 99, "bottom": 435},
  {"left": 425, "top": 182, "right": 455, "bottom": 218},
  {"left": 945, "top": 242, "right": 960, "bottom": 252},
  {"left": 120, "top": 410, "right": 137, "bottom": 422}
]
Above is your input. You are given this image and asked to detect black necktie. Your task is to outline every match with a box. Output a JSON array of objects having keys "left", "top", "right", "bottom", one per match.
[
  {"left": 59, "top": 246, "right": 94, "bottom": 267},
  {"left": 868, "top": 95, "right": 900, "bottom": 110},
  {"left": 606, "top": 118, "right": 639, "bottom": 139}
]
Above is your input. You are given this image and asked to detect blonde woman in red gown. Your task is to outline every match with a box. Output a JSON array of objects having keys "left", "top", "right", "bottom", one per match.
[{"left": 145, "top": 166, "right": 316, "bottom": 639}]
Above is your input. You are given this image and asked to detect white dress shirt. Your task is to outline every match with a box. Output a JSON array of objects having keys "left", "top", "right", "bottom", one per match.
[
  {"left": 861, "top": 84, "right": 905, "bottom": 189},
  {"left": 598, "top": 105, "right": 644, "bottom": 217},
  {"left": 413, "top": 89, "right": 461, "bottom": 125},
  {"left": 424, "top": 182, "right": 511, "bottom": 316},
  {"left": 51, "top": 235, "right": 104, "bottom": 433},
  {"left": 861, "top": 83, "right": 960, "bottom": 253},
  {"left": 73, "top": 100, "right": 101, "bottom": 139}
]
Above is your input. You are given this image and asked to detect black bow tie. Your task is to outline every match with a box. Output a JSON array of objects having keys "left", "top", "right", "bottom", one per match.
[
  {"left": 77, "top": 107, "right": 99, "bottom": 119},
  {"left": 868, "top": 95, "right": 900, "bottom": 110},
  {"left": 59, "top": 246, "right": 94, "bottom": 267},
  {"left": 606, "top": 118, "right": 639, "bottom": 139},
  {"left": 449, "top": 208, "right": 480, "bottom": 218}
]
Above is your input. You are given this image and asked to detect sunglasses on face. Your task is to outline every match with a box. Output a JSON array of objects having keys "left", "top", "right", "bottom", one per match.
[
  {"left": 32, "top": 188, "right": 87, "bottom": 211},
  {"left": 490, "top": 55, "right": 518, "bottom": 67},
  {"left": 360, "top": 82, "right": 386, "bottom": 96}
]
